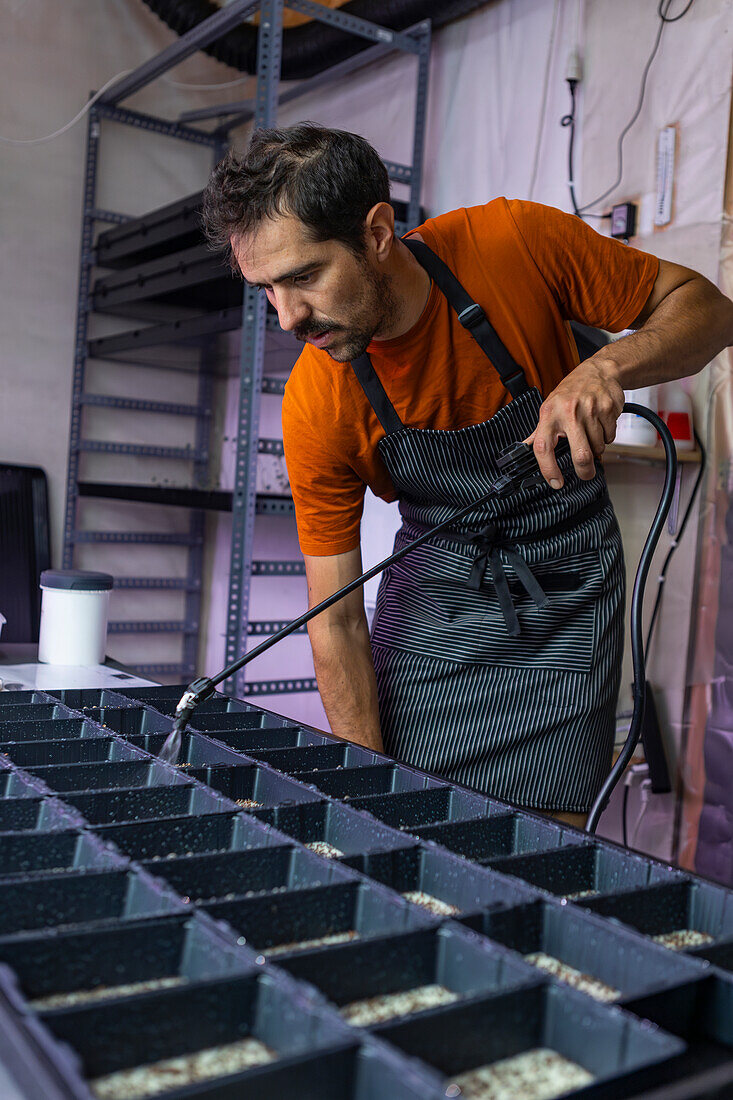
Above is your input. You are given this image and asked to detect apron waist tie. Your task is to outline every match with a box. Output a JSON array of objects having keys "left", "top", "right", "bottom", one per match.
[{"left": 464, "top": 523, "right": 548, "bottom": 637}]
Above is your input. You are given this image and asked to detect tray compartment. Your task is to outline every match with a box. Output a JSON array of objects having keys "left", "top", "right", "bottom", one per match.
[
  {"left": 97, "top": 811, "right": 282, "bottom": 861},
  {"left": 26, "top": 758, "right": 189, "bottom": 793},
  {"left": 350, "top": 785, "right": 499, "bottom": 830},
  {"left": 189, "top": 762, "right": 323, "bottom": 809},
  {"left": 621, "top": 971, "right": 733, "bottom": 1052},
  {"left": 205, "top": 725, "right": 329, "bottom": 752},
  {"left": 584, "top": 878, "right": 733, "bottom": 950},
  {"left": 246, "top": 743, "right": 380, "bottom": 773},
  {"left": 490, "top": 841, "right": 683, "bottom": 900},
  {"left": 62, "top": 784, "right": 228, "bottom": 825},
  {"left": 36, "top": 971, "right": 352, "bottom": 1095},
  {"left": 279, "top": 922, "right": 538, "bottom": 1024},
  {"left": 294, "top": 764, "right": 442, "bottom": 800},
  {"left": 82, "top": 705, "right": 174, "bottom": 736},
  {"left": 0, "top": 830, "right": 125, "bottom": 878},
  {"left": 0, "top": 769, "right": 45, "bottom": 798},
  {"left": 413, "top": 811, "right": 582, "bottom": 862},
  {"left": 142, "top": 844, "right": 355, "bottom": 903},
  {"left": 371, "top": 981, "right": 685, "bottom": 1096},
  {"left": 0, "top": 702, "right": 72, "bottom": 724},
  {"left": 0, "top": 797, "right": 81, "bottom": 833},
  {"left": 0, "top": 912, "right": 258, "bottom": 1011},
  {"left": 125, "top": 730, "right": 248, "bottom": 768},
  {"left": 0, "top": 868, "right": 181, "bottom": 938},
  {"left": 253, "top": 800, "right": 414, "bottom": 860},
  {"left": 473, "top": 899, "right": 708, "bottom": 1003},
  {"left": 343, "top": 845, "right": 538, "bottom": 917},
  {"left": 0, "top": 717, "right": 107, "bottom": 742},
  {"left": 46, "top": 688, "right": 142, "bottom": 709},
  {"left": 200, "top": 879, "right": 433, "bottom": 958},
  {"left": 0, "top": 690, "right": 54, "bottom": 708},
  {"left": 0, "top": 736, "right": 145, "bottom": 768}
]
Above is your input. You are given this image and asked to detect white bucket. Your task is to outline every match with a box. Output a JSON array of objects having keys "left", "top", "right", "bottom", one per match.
[
  {"left": 38, "top": 570, "right": 114, "bottom": 666},
  {"left": 615, "top": 387, "right": 658, "bottom": 447}
]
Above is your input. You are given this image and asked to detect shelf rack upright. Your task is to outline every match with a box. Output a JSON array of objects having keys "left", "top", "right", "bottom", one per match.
[{"left": 63, "top": 0, "right": 431, "bottom": 695}]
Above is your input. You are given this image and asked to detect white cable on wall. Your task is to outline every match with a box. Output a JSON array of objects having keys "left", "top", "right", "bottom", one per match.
[{"left": 0, "top": 70, "right": 132, "bottom": 146}]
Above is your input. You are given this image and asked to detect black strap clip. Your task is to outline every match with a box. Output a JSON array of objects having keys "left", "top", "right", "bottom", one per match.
[{"left": 457, "top": 302, "right": 486, "bottom": 330}]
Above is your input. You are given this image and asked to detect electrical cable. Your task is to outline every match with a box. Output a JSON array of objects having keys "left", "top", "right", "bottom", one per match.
[
  {"left": 622, "top": 782, "right": 630, "bottom": 847},
  {"left": 0, "top": 70, "right": 132, "bottom": 146},
  {"left": 565, "top": 0, "right": 696, "bottom": 219},
  {"left": 160, "top": 406, "right": 677, "bottom": 841}
]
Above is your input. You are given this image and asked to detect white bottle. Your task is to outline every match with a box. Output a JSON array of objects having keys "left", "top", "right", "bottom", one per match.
[
  {"left": 658, "top": 380, "right": 694, "bottom": 451},
  {"left": 38, "top": 570, "right": 113, "bottom": 666},
  {"left": 615, "top": 386, "right": 659, "bottom": 447}
]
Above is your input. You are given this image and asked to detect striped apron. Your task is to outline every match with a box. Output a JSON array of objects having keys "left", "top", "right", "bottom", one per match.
[{"left": 356, "top": 239, "right": 625, "bottom": 813}]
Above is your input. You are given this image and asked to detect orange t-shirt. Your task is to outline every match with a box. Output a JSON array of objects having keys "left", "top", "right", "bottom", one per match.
[{"left": 282, "top": 199, "right": 659, "bottom": 556}]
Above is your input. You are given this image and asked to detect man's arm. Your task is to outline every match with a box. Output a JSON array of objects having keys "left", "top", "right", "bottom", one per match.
[
  {"left": 303, "top": 548, "right": 384, "bottom": 752},
  {"left": 528, "top": 259, "right": 733, "bottom": 488}
]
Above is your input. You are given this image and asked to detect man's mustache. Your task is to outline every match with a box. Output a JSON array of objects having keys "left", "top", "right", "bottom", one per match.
[{"left": 293, "top": 319, "right": 343, "bottom": 340}]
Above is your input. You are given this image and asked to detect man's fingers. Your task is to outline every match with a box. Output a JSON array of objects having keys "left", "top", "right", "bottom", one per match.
[
  {"left": 532, "top": 427, "right": 564, "bottom": 489},
  {"left": 566, "top": 422, "right": 597, "bottom": 481}
]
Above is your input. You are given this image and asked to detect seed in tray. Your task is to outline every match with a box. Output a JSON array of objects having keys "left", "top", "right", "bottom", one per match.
[
  {"left": 235, "top": 798, "right": 262, "bottom": 808},
  {"left": 305, "top": 840, "right": 344, "bottom": 858},
  {"left": 91, "top": 1037, "right": 276, "bottom": 1099},
  {"left": 446, "top": 1048, "right": 593, "bottom": 1100},
  {"left": 523, "top": 953, "right": 619, "bottom": 1002},
  {"left": 652, "top": 928, "right": 715, "bottom": 950},
  {"left": 341, "top": 983, "right": 459, "bottom": 1026},
  {"left": 402, "top": 890, "right": 460, "bottom": 916},
  {"left": 266, "top": 930, "right": 358, "bottom": 956},
  {"left": 563, "top": 889, "right": 597, "bottom": 901},
  {"left": 31, "top": 976, "right": 186, "bottom": 1010}
]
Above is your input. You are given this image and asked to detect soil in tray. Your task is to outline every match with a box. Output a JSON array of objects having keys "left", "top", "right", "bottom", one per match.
[
  {"left": 91, "top": 1037, "right": 276, "bottom": 1100},
  {"left": 305, "top": 841, "right": 344, "bottom": 859},
  {"left": 341, "top": 984, "right": 459, "bottom": 1027},
  {"left": 402, "top": 891, "right": 460, "bottom": 917},
  {"left": 265, "top": 930, "right": 358, "bottom": 957},
  {"left": 446, "top": 1048, "right": 593, "bottom": 1100},
  {"left": 523, "top": 953, "right": 619, "bottom": 1003},
  {"left": 30, "top": 976, "right": 185, "bottom": 1011},
  {"left": 652, "top": 929, "right": 715, "bottom": 950},
  {"left": 235, "top": 799, "right": 262, "bottom": 809}
]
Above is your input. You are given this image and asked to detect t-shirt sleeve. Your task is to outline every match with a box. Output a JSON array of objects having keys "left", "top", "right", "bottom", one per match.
[
  {"left": 507, "top": 200, "right": 659, "bottom": 332},
  {"left": 282, "top": 378, "right": 366, "bottom": 557}
]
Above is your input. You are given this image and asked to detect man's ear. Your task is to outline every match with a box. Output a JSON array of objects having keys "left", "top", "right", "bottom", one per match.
[{"left": 364, "top": 202, "right": 395, "bottom": 261}]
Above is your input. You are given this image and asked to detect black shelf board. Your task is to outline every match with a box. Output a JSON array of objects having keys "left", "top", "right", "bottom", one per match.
[{"left": 77, "top": 482, "right": 295, "bottom": 515}]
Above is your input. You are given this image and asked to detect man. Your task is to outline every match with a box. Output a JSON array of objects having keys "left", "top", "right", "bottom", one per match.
[{"left": 202, "top": 123, "right": 733, "bottom": 828}]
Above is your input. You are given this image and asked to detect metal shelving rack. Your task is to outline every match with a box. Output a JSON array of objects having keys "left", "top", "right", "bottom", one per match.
[{"left": 63, "top": 0, "right": 431, "bottom": 695}]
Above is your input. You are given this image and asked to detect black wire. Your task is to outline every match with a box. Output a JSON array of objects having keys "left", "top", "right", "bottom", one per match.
[
  {"left": 645, "top": 426, "right": 706, "bottom": 655},
  {"left": 622, "top": 782, "right": 630, "bottom": 847},
  {"left": 567, "top": 0, "right": 696, "bottom": 219}
]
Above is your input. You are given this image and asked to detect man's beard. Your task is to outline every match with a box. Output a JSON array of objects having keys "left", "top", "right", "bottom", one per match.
[{"left": 294, "top": 266, "right": 398, "bottom": 363}]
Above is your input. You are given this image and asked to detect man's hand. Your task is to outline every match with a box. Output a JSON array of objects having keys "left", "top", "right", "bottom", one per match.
[{"left": 525, "top": 358, "right": 625, "bottom": 489}]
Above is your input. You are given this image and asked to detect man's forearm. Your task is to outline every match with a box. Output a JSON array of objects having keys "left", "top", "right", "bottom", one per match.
[
  {"left": 593, "top": 275, "right": 733, "bottom": 389},
  {"left": 308, "top": 617, "right": 383, "bottom": 752}
]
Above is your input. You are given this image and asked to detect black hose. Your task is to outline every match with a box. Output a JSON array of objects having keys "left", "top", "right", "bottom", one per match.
[{"left": 585, "top": 405, "right": 677, "bottom": 833}]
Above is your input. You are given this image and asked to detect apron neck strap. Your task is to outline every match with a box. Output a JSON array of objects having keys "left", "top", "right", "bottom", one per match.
[
  {"left": 402, "top": 237, "right": 529, "bottom": 399},
  {"left": 351, "top": 353, "right": 405, "bottom": 434}
]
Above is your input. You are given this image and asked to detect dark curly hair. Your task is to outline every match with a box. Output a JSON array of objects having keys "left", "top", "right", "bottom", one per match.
[{"left": 201, "top": 122, "right": 390, "bottom": 270}]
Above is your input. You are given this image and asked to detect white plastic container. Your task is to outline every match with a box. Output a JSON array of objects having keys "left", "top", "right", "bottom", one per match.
[
  {"left": 615, "top": 386, "right": 659, "bottom": 447},
  {"left": 38, "top": 570, "right": 114, "bottom": 666}
]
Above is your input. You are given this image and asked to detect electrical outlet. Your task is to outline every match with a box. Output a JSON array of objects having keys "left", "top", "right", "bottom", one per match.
[{"left": 610, "top": 202, "right": 637, "bottom": 240}]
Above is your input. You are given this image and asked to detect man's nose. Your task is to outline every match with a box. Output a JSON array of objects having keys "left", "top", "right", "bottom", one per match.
[{"left": 272, "top": 289, "right": 309, "bottom": 333}]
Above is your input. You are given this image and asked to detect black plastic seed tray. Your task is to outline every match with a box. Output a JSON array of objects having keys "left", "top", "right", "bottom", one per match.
[
  {"left": 0, "top": 796, "right": 82, "bottom": 833},
  {"left": 294, "top": 764, "right": 443, "bottom": 800},
  {"left": 201, "top": 724, "right": 329, "bottom": 753},
  {"left": 26, "top": 758, "right": 188, "bottom": 793},
  {"left": 200, "top": 878, "right": 434, "bottom": 958},
  {"left": 142, "top": 844, "right": 356, "bottom": 904},
  {"left": 371, "top": 980, "right": 685, "bottom": 1098},
  {"left": 0, "top": 690, "right": 54, "bottom": 708},
  {"left": 252, "top": 800, "right": 416, "bottom": 860},
  {"left": 413, "top": 810, "right": 583, "bottom": 862},
  {"left": 97, "top": 810, "right": 286, "bottom": 862},
  {"left": 584, "top": 878, "right": 733, "bottom": 950},
  {"left": 247, "top": 742, "right": 381, "bottom": 774},
  {"left": 0, "top": 912, "right": 258, "bottom": 1014},
  {"left": 688, "top": 935, "right": 733, "bottom": 971},
  {"left": 125, "top": 730, "right": 249, "bottom": 768},
  {"left": 349, "top": 784, "right": 501, "bottom": 831},
  {"left": 0, "top": 716, "right": 107, "bottom": 743},
  {"left": 0, "top": 830, "right": 125, "bottom": 879},
  {"left": 0, "top": 867, "right": 182, "bottom": 940},
  {"left": 191, "top": 708, "right": 308, "bottom": 731},
  {"left": 344, "top": 844, "right": 538, "bottom": 917},
  {"left": 0, "top": 736, "right": 146, "bottom": 768},
  {"left": 189, "top": 762, "right": 324, "bottom": 809},
  {"left": 34, "top": 970, "right": 355, "bottom": 1099},
  {"left": 0, "top": 702, "right": 72, "bottom": 724},
  {"left": 472, "top": 898, "right": 708, "bottom": 1003},
  {"left": 622, "top": 971, "right": 733, "bottom": 1054},
  {"left": 95, "top": 190, "right": 206, "bottom": 268},
  {"left": 489, "top": 840, "right": 684, "bottom": 900},
  {"left": 45, "top": 688, "right": 143, "bottom": 709},
  {"left": 279, "top": 921, "right": 538, "bottom": 1021},
  {"left": 62, "top": 783, "right": 229, "bottom": 825},
  {"left": 79, "top": 704, "right": 173, "bottom": 736},
  {"left": 0, "top": 769, "right": 44, "bottom": 799}
]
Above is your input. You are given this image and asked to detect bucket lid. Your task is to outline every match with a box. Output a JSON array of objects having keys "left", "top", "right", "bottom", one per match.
[{"left": 40, "top": 569, "right": 114, "bottom": 592}]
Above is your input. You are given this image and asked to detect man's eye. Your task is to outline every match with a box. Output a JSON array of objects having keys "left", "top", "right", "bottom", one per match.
[{"left": 294, "top": 272, "right": 314, "bottom": 286}]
